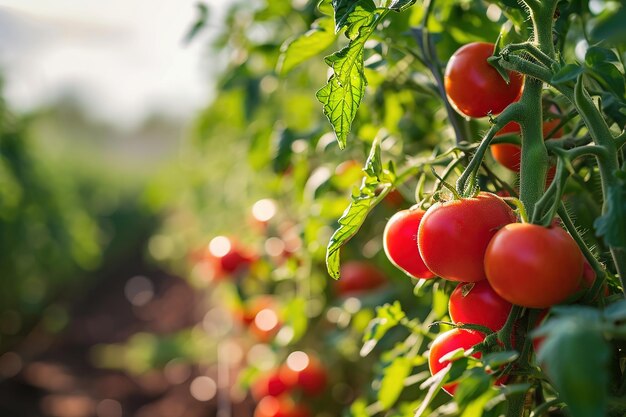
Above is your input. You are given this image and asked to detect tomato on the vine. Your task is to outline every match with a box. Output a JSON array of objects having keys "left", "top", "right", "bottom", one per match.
[
  {"left": 383, "top": 208, "right": 435, "bottom": 279},
  {"left": 428, "top": 329, "right": 485, "bottom": 395},
  {"left": 335, "top": 261, "right": 387, "bottom": 296},
  {"left": 444, "top": 42, "right": 524, "bottom": 118},
  {"left": 485, "top": 223, "right": 583, "bottom": 308},
  {"left": 449, "top": 280, "right": 512, "bottom": 332},
  {"left": 417, "top": 192, "right": 517, "bottom": 282}
]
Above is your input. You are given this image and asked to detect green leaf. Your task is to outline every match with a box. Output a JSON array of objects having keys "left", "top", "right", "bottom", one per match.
[
  {"left": 361, "top": 301, "right": 405, "bottom": 356},
  {"left": 326, "top": 189, "right": 374, "bottom": 279},
  {"left": 536, "top": 316, "right": 610, "bottom": 417},
  {"left": 586, "top": 62, "right": 626, "bottom": 99},
  {"left": 316, "top": 40, "right": 368, "bottom": 149},
  {"left": 594, "top": 170, "right": 626, "bottom": 249},
  {"left": 552, "top": 64, "right": 583, "bottom": 84},
  {"left": 378, "top": 357, "right": 413, "bottom": 410},
  {"left": 388, "top": 0, "right": 416, "bottom": 12},
  {"left": 482, "top": 351, "right": 519, "bottom": 368},
  {"left": 278, "top": 17, "right": 337, "bottom": 75},
  {"left": 363, "top": 138, "right": 384, "bottom": 180},
  {"left": 585, "top": 46, "right": 619, "bottom": 66},
  {"left": 332, "top": 0, "right": 377, "bottom": 38},
  {"left": 455, "top": 368, "right": 493, "bottom": 407},
  {"left": 325, "top": 141, "right": 389, "bottom": 278}
]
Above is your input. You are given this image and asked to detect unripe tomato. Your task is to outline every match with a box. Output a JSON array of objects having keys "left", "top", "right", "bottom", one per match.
[
  {"left": 335, "top": 261, "right": 387, "bottom": 296},
  {"left": 490, "top": 116, "right": 563, "bottom": 172},
  {"left": 444, "top": 42, "right": 523, "bottom": 118},
  {"left": 449, "top": 280, "right": 512, "bottom": 332},
  {"left": 485, "top": 224, "right": 583, "bottom": 308},
  {"left": 428, "top": 329, "right": 485, "bottom": 395},
  {"left": 383, "top": 209, "right": 435, "bottom": 279},
  {"left": 417, "top": 192, "right": 517, "bottom": 282},
  {"left": 279, "top": 353, "right": 328, "bottom": 396}
]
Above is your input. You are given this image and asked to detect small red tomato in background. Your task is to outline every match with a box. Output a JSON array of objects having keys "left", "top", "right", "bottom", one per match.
[
  {"left": 335, "top": 261, "right": 387, "bottom": 296},
  {"left": 202, "top": 236, "right": 257, "bottom": 280},
  {"left": 383, "top": 208, "right": 435, "bottom": 279},
  {"left": 279, "top": 351, "right": 328, "bottom": 396},
  {"left": 485, "top": 223, "right": 583, "bottom": 308},
  {"left": 238, "top": 296, "right": 282, "bottom": 342},
  {"left": 444, "top": 42, "right": 524, "bottom": 118},
  {"left": 251, "top": 370, "right": 292, "bottom": 400},
  {"left": 418, "top": 192, "right": 517, "bottom": 282},
  {"left": 254, "top": 396, "right": 310, "bottom": 417},
  {"left": 384, "top": 189, "right": 407, "bottom": 209},
  {"left": 428, "top": 329, "right": 485, "bottom": 395},
  {"left": 449, "top": 280, "right": 512, "bottom": 332}
]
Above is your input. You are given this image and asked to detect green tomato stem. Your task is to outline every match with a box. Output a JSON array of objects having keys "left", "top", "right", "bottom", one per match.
[{"left": 455, "top": 104, "right": 521, "bottom": 196}]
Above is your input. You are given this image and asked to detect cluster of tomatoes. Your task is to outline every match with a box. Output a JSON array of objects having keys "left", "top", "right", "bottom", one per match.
[
  {"left": 384, "top": 191, "right": 589, "bottom": 394},
  {"left": 250, "top": 351, "right": 328, "bottom": 417}
]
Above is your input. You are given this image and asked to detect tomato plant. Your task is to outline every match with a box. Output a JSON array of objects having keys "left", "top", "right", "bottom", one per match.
[
  {"left": 383, "top": 208, "right": 435, "bottom": 279},
  {"left": 417, "top": 192, "right": 516, "bottom": 282},
  {"left": 485, "top": 223, "right": 584, "bottom": 308},
  {"left": 156, "top": 1, "right": 626, "bottom": 417},
  {"left": 444, "top": 42, "right": 524, "bottom": 118}
]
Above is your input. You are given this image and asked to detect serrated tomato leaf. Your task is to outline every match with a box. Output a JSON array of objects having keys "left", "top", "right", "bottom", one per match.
[
  {"left": 332, "top": 0, "right": 376, "bottom": 38},
  {"left": 317, "top": 41, "right": 367, "bottom": 149},
  {"left": 278, "top": 17, "right": 337, "bottom": 75}
]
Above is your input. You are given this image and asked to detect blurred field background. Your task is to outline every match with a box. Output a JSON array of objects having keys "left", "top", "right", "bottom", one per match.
[{"left": 0, "top": 1, "right": 244, "bottom": 416}]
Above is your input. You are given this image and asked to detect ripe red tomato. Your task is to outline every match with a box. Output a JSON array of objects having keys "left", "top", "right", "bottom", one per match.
[
  {"left": 428, "top": 329, "right": 485, "bottom": 395},
  {"left": 490, "top": 116, "right": 563, "bottom": 172},
  {"left": 335, "top": 261, "right": 387, "bottom": 296},
  {"left": 417, "top": 192, "right": 517, "bottom": 282},
  {"left": 444, "top": 42, "right": 523, "bottom": 118},
  {"left": 485, "top": 224, "right": 583, "bottom": 308},
  {"left": 449, "top": 280, "right": 512, "bottom": 332},
  {"left": 251, "top": 371, "right": 292, "bottom": 400},
  {"left": 383, "top": 209, "right": 435, "bottom": 279},
  {"left": 279, "top": 355, "right": 328, "bottom": 396}
]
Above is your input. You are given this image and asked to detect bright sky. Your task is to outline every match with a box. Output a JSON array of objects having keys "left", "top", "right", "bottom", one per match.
[{"left": 0, "top": 0, "right": 229, "bottom": 127}]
